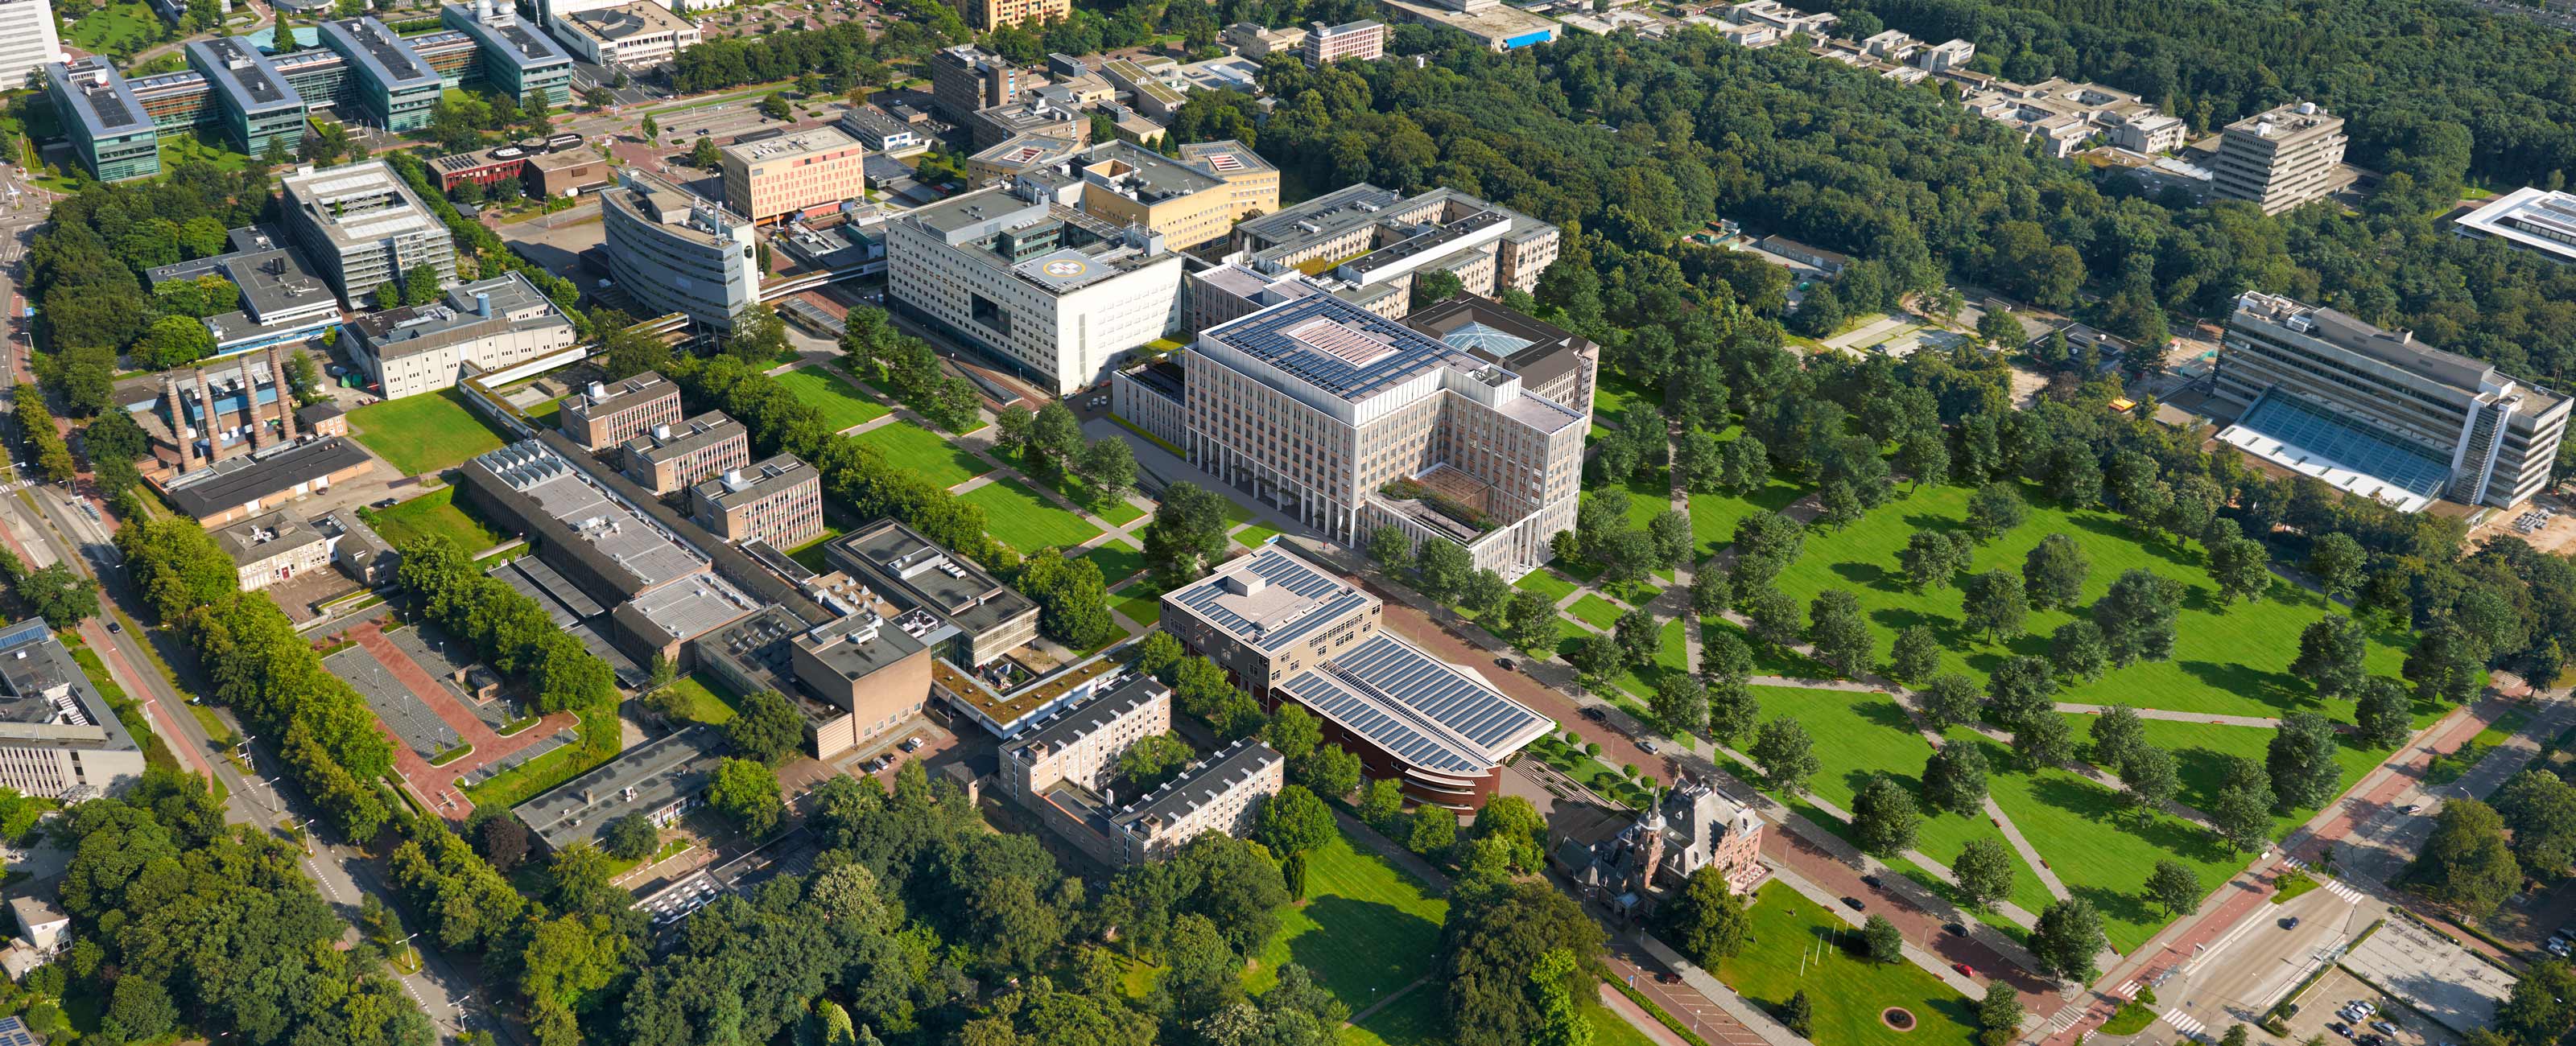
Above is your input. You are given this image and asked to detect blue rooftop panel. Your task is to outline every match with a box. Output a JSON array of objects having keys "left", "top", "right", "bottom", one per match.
[
  {"left": 2233, "top": 390, "right": 2452, "bottom": 497},
  {"left": 1205, "top": 294, "right": 1462, "bottom": 402}
]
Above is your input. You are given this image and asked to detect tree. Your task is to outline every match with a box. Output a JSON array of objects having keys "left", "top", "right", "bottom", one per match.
[
  {"left": 1410, "top": 806, "right": 1457, "bottom": 857},
  {"left": 2021, "top": 533, "right": 2090, "bottom": 611},
  {"left": 2411, "top": 801, "right": 2520, "bottom": 918},
  {"left": 1889, "top": 625, "right": 1940, "bottom": 684},
  {"left": 2496, "top": 771, "right": 2576, "bottom": 879},
  {"left": 1117, "top": 732, "right": 1195, "bottom": 791},
  {"left": 1852, "top": 773, "right": 1922, "bottom": 858},
  {"left": 1614, "top": 607, "right": 1662, "bottom": 671},
  {"left": 1898, "top": 530, "right": 1965, "bottom": 593},
  {"left": 1570, "top": 632, "right": 1622, "bottom": 681},
  {"left": 1919, "top": 673, "right": 1981, "bottom": 730},
  {"left": 2087, "top": 704, "right": 2146, "bottom": 775},
  {"left": 1783, "top": 990, "right": 1814, "bottom": 1038},
  {"left": 2268, "top": 711, "right": 2342, "bottom": 812},
  {"left": 1976, "top": 308, "right": 2023, "bottom": 351},
  {"left": 2500, "top": 961, "right": 2576, "bottom": 1046},
  {"left": 2207, "top": 534, "right": 2273, "bottom": 608},
  {"left": 1650, "top": 673, "right": 1707, "bottom": 738},
  {"left": 104, "top": 976, "right": 177, "bottom": 1043},
  {"left": 2118, "top": 745, "right": 2179, "bottom": 821},
  {"left": 1256, "top": 785, "right": 1335, "bottom": 858},
  {"left": 1368, "top": 525, "right": 1416, "bottom": 577},
  {"left": 481, "top": 813, "right": 535, "bottom": 871},
  {"left": 2030, "top": 898, "right": 2107, "bottom": 982},
  {"left": 1984, "top": 655, "right": 2057, "bottom": 731},
  {"left": 1472, "top": 795, "right": 1547, "bottom": 874},
  {"left": 641, "top": 113, "right": 658, "bottom": 141},
  {"left": 1357, "top": 778, "right": 1406, "bottom": 830},
  {"left": 2404, "top": 624, "right": 2482, "bottom": 706},
  {"left": 2093, "top": 569, "right": 2184, "bottom": 666},
  {"left": 1862, "top": 914, "right": 1904, "bottom": 964},
  {"left": 2293, "top": 616, "right": 2371, "bottom": 701},
  {"left": 405, "top": 263, "right": 444, "bottom": 307},
  {"left": 1922, "top": 742, "right": 1989, "bottom": 817},
  {"left": 724, "top": 689, "right": 807, "bottom": 764},
  {"left": 2145, "top": 859, "right": 2202, "bottom": 917},
  {"left": 2354, "top": 677, "right": 2416, "bottom": 749},
  {"left": 604, "top": 812, "right": 658, "bottom": 862},
  {"left": 1505, "top": 589, "right": 1561, "bottom": 653},
  {"left": 2213, "top": 758, "right": 2277, "bottom": 855},
  {"left": 1961, "top": 571, "right": 2029, "bottom": 643},
  {"left": 2013, "top": 711, "right": 2074, "bottom": 769},
  {"left": 1744, "top": 587, "right": 1803, "bottom": 651},
  {"left": 1748, "top": 717, "right": 1820, "bottom": 793},
  {"left": 14, "top": 564, "right": 97, "bottom": 628},
  {"left": 1018, "top": 550, "right": 1116, "bottom": 650},
  {"left": 134, "top": 315, "right": 216, "bottom": 369},
  {"left": 690, "top": 136, "right": 722, "bottom": 167},
  {"left": 1649, "top": 511, "right": 1694, "bottom": 570},
  {"left": 707, "top": 756, "right": 784, "bottom": 837},
  {"left": 1807, "top": 590, "right": 1872, "bottom": 676},
  {"left": 1964, "top": 483, "right": 2026, "bottom": 544},
  {"left": 2047, "top": 620, "right": 2110, "bottom": 683},
  {"left": 1143, "top": 482, "right": 1232, "bottom": 586},
  {"left": 1660, "top": 865, "right": 1749, "bottom": 966},
  {"left": 2306, "top": 533, "right": 2366, "bottom": 602},
  {"left": 1975, "top": 988, "right": 2026, "bottom": 1046},
  {"left": 1953, "top": 838, "right": 2016, "bottom": 912}
]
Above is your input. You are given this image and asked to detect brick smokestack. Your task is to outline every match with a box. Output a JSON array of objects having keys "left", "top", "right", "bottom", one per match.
[
  {"left": 240, "top": 353, "right": 265, "bottom": 452},
  {"left": 269, "top": 345, "right": 298, "bottom": 442},
  {"left": 194, "top": 368, "right": 225, "bottom": 463},
  {"left": 161, "top": 377, "right": 195, "bottom": 473}
]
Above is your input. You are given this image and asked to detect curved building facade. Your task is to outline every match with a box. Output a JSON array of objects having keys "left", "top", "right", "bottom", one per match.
[{"left": 600, "top": 169, "right": 758, "bottom": 329}]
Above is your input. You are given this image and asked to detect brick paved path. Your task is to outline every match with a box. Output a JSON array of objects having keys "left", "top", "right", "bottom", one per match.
[{"left": 345, "top": 620, "right": 578, "bottom": 821}]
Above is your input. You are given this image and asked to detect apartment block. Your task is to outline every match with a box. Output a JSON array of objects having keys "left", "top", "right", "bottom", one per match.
[
  {"left": 1001, "top": 677, "right": 1174, "bottom": 806},
  {"left": 720, "top": 126, "right": 869, "bottom": 224},
  {"left": 621, "top": 412, "right": 750, "bottom": 493},
  {"left": 187, "top": 38, "right": 306, "bottom": 158},
  {"left": 342, "top": 272, "right": 579, "bottom": 400},
  {"left": 1185, "top": 293, "right": 1587, "bottom": 578},
  {"left": 2214, "top": 291, "right": 2570, "bottom": 511},
  {"left": 320, "top": 18, "right": 442, "bottom": 131},
  {"left": 1231, "top": 184, "right": 1559, "bottom": 319},
  {"left": 1105, "top": 738, "right": 1284, "bottom": 865},
  {"left": 2211, "top": 101, "right": 2349, "bottom": 215},
  {"left": 966, "top": 0, "right": 1066, "bottom": 31},
  {"left": 690, "top": 455, "right": 824, "bottom": 548},
  {"left": 931, "top": 45, "right": 1022, "bottom": 121},
  {"left": 561, "top": 371, "right": 682, "bottom": 451},
  {"left": 601, "top": 168, "right": 759, "bottom": 329},
  {"left": 1302, "top": 19, "right": 1385, "bottom": 66},
  {"left": 1959, "top": 78, "right": 2186, "bottom": 160},
  {"left": 2453, "top": 187, "right": 2576, "bottom": 266},
  {"left": 0, "top": 620, "right": 147, "bottom": 800},
  {"left": 279, "top": 160, "right": 458, "bottom": 304}
]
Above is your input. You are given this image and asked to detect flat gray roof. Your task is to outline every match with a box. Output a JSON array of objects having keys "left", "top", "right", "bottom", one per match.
[
  {"left": 47, "top": 59, "right": 153, "bottom": 139},
  {"left": 617, "top": 572, "right": 760, "bottom": 644},
  {"left": 323, "top": 17, "right": 440, "bottom": 90},
  {"left": 281, "top": 161, "right": 444, "bottom": 250},
  {"left": 0, "top": 619, "right": 142, "bottom": 762},
  {"left": 826, "top": 519, "right": 1038, "bottom": 640},
  {"left": 792, "top": 609, "right": 930, "bottom": 687},
  {"left": 691, "top": 454, "right": 816, "bottom": 512},
  {"left": 349, "top": 271, "right": 568, "bottom": 361},
  {"left": 623, "top": 411, "right": 745, "bottom": 464},
  {"left": 163, "top": 438, "right": 374, "bottom": 518},
  {"left": 188, "top": 37, "right": 304, "bottom": 115},
  {"left": 1203, "top": 293, "right": 1464, "bottom": 402},
  {"left": 1162, "top": 546, "right": 1373, "bottom": 653},
  {"left": 564, "top": 371, "right": 673, "bottom": 420},
  {"left": 1004, "top": 676, "right": 1166, "bottom": 762},
  {"left": 514, "top": 724, "right": 723, "bottom": 850},
  {"left": 213, "top": 509, "right": 333, "bottom": 566},
  {"left": 470, "top": 440, "right": 705, "bottom": 590},
  {"left": 440, "top": 2, "right": 572, "bottom": 68}
]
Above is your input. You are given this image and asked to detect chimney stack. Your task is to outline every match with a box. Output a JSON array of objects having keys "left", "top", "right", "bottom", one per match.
[
  {"left": 194, "top": 368, "right": 225, "bottom": 463},
  {"left": 269, "top": 345, "right": 299, "bottom": 442},
  {"left": 161, "top": 377, "right": 196, "bottom": 474},
  {"left": 240, "top": 352, "right": 266, "bottom": 452}
]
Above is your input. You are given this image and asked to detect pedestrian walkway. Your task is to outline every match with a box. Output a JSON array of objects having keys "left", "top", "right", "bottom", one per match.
[{"left": 342, "top": 619, "right": 578, "bottom": 819}]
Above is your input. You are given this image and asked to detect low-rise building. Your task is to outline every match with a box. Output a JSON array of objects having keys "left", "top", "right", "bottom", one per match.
[
  {"left": 159, "top": 436, "right": 376, "bottom": 525},
  {"left": 720, "top": 126, "right": 869, "bottom": 224},
  {"left": 341, "top": 272, "right": 579, "bottom": 401},
  {"left": 279, "top": 160, "right": 457, "bottom": 304},
  {"left": 1557, "top": 776, "right": 1767, "bottom": 912},
  {"left": 1377, "top": 0, "right": 1558, "bottom": 50},
  {"left": 0, "top": 619, "right": 147, "bottom": 800},
  {"left": 695, "top": 601, "right": 939, "bottom": 762},
  {"left": 514, "top": 724, "right": 723, "bottom": 854},
  {"left": 837, "top": 105, "right": 926, "bottom": 155},
  {"left": 689, "top": 454, "right": 824, "bottom": 548},
  {"left": 824, "top": 519, "right": 1040, "bottom": 666},
  {"left": 1302, "top": 19, "right": 1385, "bottom": 66},
  {"left": 1721, "top": 0, "right": 1835, "bottom": 37},
  {"left": 1100, "top": 58, "right": 1185, "bottom": 120},
  {"left": 116, "top": 347, "right": 316, "bottom": 479},
  {"left": 1231, "top": 184, "right": 1559, "bottom": 320},
  {"left": 142, "top": 224, "right": 340, "bottom": 357},
  {"left": 551, "top": 0, "right": 699, "bottom": 67},
  {"left": 1752, "top": 233, "right": 1851, "bottom": 275},
  {"left": 1001, "top": 677, "right": 1173, "bottom": 806},
  {"left": 317, "top": 509, "right": 398, "bottom": 584},
  {"left": 1224, "top": 21, "right": 1307, "bottom": 56},
  {"left": 621, "top": 412, "right": 750, "bottom": 493},
  {"left": 1912, "top": 37, "right": 1973, "bottom": 71},
  {"left": 964, "top": 97, "right": 1086, "bottom": 152},
  {"left": 1959, "top": 78, "right": 2186, "bottom": 160},
  {"left": 2455, "top": 187, "right": 2576, "bottom": 266},
  {"left": 561, "top": 371, "right": 682, "bottom": 451},
  {"left": 213, "top": 510, "right": 338, "bottom": 591},
  {"left": 968, "top": 132, "right": 1091, "bottom": 184}
]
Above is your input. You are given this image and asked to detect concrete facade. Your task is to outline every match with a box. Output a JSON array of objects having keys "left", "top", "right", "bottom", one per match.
[
  {"left": 600, "top": 169, "right": 759, "bottom": 329},
  {"left": 621, "top": 412, "right": 750, "bottom": 493},
  {"left": 561, "top": 371, "right": 683, "bottom": 451},
  {"left": 688, "top": 454, "right": 824, "bottom": 549},
  {"left": 343, "top": 271, "right": 578, "bottom": 400},
  {"left": 0, "top": 620, "right": 147, "bottom": 801},
  {"left": 214, "top": 510, "right": 339, "bottom": 591},
  {"left": 2212, "top": 101, "right": 2349, "bottom": 215},
  {"left": 279, "top": 160, "right": 459, "bottom": 304}
]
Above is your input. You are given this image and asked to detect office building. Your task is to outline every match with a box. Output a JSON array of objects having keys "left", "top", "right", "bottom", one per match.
[
  {"left": 599, "top": 168, "right": 759, "bottom": 329},
  {"left": 2454, "top": 187, "right": 2576, "bottom": 266},
  {"left": 514, "top": 725, "right": 723, "bottom": 853},
  {"left": 1302, "top": 19, "right": 1385, "bottom": 66},
  {"left": 0, "top": 0, "right": 60, "bottom": 99},
  {"left": 0, "top": 620, "right": 147, "bottom": 800},
  {"left": 2214, "top": 291, "right": 2570, "bottom": 511},
  {"left": 1232, "top": 184, "right": 1559, "bottom": 319},
  {"left": 144, "top": 224, "right": 340, "bottom": 356},
  {"left": 1959, "top": 78, "right": 2186, "bottom": 160},
  {"left": 1377, "top": 0, "right": 1558, "bottom": 51},
  {"left": 185, "top": 37, "right": 308, "bottom": 157},
  {"left": 561, "top": 371, "right": 682, "bottom": 451},
  {"left": 966, "top": 0, "right": 1065, "bottom": 31},
  {"left": 1225, "top": 22, "right": 1307, "bottom": 57},
  {"left": 1001, "top": 677, "right": 1174, "bottom": 808},
  {"left": 319, "top": 18, "right": 441, "bottom": 131},
  {"left": 1184, "top": 293, "right": 1587, "bottom": 577},
  {"left": 551, "top": 0, "right": 700, "bottom": 67},
  {"left": 1100, "top": 58, "right": 1184, "bottom": 120},
  {"left": 689, "top": 454, "right": 824, "bottom": 548},
  {"left": 442, "top": 0, "right": 575, "bottom": 106},
  {"left": 2212, "top": 101, "right": 2349, "bottom": 215},
  {"left": 1102, "top": 738, "right": 1283, "bottom": 865},
  {"left": 696, "top": 601, "right": 938, "bottom": 762},
  {"left": 720, "top": 126, "right": 869, "bottom": 224},
  {"left": 1402, "top": 293, "right": 1600, "bottom": 414},
  {"left": 622, "top": 412, "right": 749, "bottom": 493},
  {"left": 45, "top": 59, "right": 155, "bottom": 183},
  {"left": 968, "top": 132, "right": 1088, "bottom": 183},
  {"left": 213, "top": 509, "right": 338, "bottom": 591},
  {"left": 885, "top": 182, "right": 1186, "bottom": 395},
  {"left": 342, "top": 272, "right": 578, "bottom": 400},
  {"left": 931, "top": 45, "right": 1022, "bottom": 121},
  {"left": 836, "top": 104, "right": 924, "bottom": 155},
  {"left": 1158, "top": 546, "right": 1382, "bottom": 701},
  {"left": 1178, "top": 262, "right": 1321, "bottom": 339},
  {"left": 1009, "top": 138, "right": 1276, "bottom": 251},
  {"left": 964, "top": 97, "right": 1085, "bottom": 152},
  {"left": 824, "top": 519, "right": 1040, "bottom": 667},
  {"left": 279, "top": 161, "right": 458, "bottom": 303}
]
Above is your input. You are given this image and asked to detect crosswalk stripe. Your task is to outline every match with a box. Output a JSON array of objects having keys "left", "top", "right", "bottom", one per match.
[
  {"left": 2161, "top": 1009, "right": 2206, "bottom": 1038},
  {"left": 2115, "top": 981, "right": 2139, "bottom": 999}
]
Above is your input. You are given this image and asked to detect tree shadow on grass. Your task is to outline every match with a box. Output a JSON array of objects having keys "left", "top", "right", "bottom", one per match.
[
  {"left": 1287, "top": 896, "right": 1441, "bottom": 999},
  {"left": 1832, "top": 560, "right": 1899, "bottom": 593},
  {"left": 2175, "top": 660, "right": 2312, "bottom": 713},
  {"left": 2027, "top": 772, "right": 2232, "bottom": 867},
  {"left": 2069, "top": 882, "right": 2161, "bottom": 939}
]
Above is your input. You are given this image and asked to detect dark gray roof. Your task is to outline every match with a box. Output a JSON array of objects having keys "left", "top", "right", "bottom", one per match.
[
  {"left": 440, "top": 2, "right": 572, "bottom": 68},
  {"left": 323, "top": 17, "right": 440, "bottom": 89},
  {"left": 188, "top": 37, "right": 305, "bottom": 115},
  {"left": 163, "top": 438, "right": 374, "bottom": 518},
  {"left": 47, "top": 60, "right": 152, "bottom": 139},
  {"left": 792, "top": 609, "right": 929, "bottom": 686},
  {"left": 690, "top": 454, "right": 816, "bottom": 512},
  {"left": 1402, "top": 294, "right": 1592, "bottom": 389},
  {"left": 1274, "top": 632, "right": 1548, "bottom": 776},
  {"left": 622, "top": 411, "right": 745, "bottom": 465},
  {"left": 514, "top": 724, "right": 724, "bottom": 850},
  {"left": 1005, "top": 676, "right": 1166, "bottom": 761},
  {"left": 826, "top": 519, "right": 1037, "bottom": 641},
  {"left": 1111, "top": 738, "right": 1281, "bottom": 832}
]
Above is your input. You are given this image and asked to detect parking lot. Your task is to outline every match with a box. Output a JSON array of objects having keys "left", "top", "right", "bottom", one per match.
[
  {"left": 2340, "top": 916, "right": 2512, "bottom": 1036},
  {"left": 2284, "top": 968, "right": 2440, "bottom": 1046}
]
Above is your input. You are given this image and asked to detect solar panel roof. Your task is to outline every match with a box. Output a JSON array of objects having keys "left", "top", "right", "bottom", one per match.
[
  {"left": 1163, "top": 546, "right": 1373, "bottom": 653},
  {"left": 1206, "top": 294, "right": 1463, "bottom": 402},
  {"left": 1276, "top": 632, "right": 1547, "bottom": 775}
]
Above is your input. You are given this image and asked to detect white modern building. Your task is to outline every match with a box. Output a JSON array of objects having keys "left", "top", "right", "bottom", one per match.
[
  {"left": 279, "top": 160, "right": 458, "bottom": 304},
  {"left": 341, "top": 271, "right": 579, "bottom": 399},
  {"left": 0, "top": 619, "right": 146, "bottom": 800},
  {"left": 600, "top": 169, "right": 758, "bottom": 329},
  {"left": 2454, "top": 187, "right": 2576, "bottom": 266},
  {"left": 0, "top": 0, "right": 64, "bottom": 97}
]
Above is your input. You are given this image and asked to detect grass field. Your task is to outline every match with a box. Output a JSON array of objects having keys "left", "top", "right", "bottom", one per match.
[
  {"left": 1113, "top": 587, "right": 1166, "bottom": 630},
  {"left": 1236, "top": 522, "right": 1283, "bottom": 547},
  {"left": 849, "top": 422, "right": 991, "bottom": 488},
  {"left": 663, "top": 673, "right": 746, "bottom": 726},
  {"left": 774, "top": 367, "right": 891, "bottom": 430},
  {"left": 960, "top": 476, "right": 1104, "bottom": 553},
  {"left": 1516, "top": 568, "right": 1579, "bottom": 604},
  {"left": 1080, "top": 539, "right": 1146, "bottom": 587},
  {"left": 1249, "top": 827, "right": 1447, "bottom": 1003},
  {"left": 2428, "top": 705, "right": 2530, "bottom": 785},
  {"left": 1717, "top": 882, "right": 1979, "bottom": 1046},
  {"left": 64, "top": 2, "right": 163, "bottom": 56},
  {"left": 2061, "top": 714, "right": 2388, "bottom": 836},
  {"left": 159, "top": 131, "right": 253, "bottom": 174},
  {"left": 1766, "top": 481, "right": 2412, "bottom": 722},
  {"left": 351, "top": 389, "right": 512, "bottom": 476},
  {"left": 365, "top": 488, "right": 502, "bottom": 554},
  {"left": 1567, "top": 594, "right": 1624, "bottom": 630},
  {"left": 1608, "top": 619, "right": 1690, "bottom": 700},
  {"left": 784, "top": 527, "right": 842, "bottom": 573},
  {"left": 1024, "top": 465, "right": 1147, "bottom": 526},
  {"left": 1591, "top": 373, "right": 1654, "bottom": 431}
]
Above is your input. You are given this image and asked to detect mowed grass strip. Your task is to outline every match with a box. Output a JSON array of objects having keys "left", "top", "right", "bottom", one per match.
[
  {"left": 1768, "top": 481, "right": 2409, "bottom": 721},
  {"left": 1248, "top": 826, "right": 1447, "bottom": 1004},
  {"left": 1718, "top": 881, "right": 1979, "bottom": 1046},
  {"left": 1080, "top": 538, "right": 1147, "bottom": 587},
  {"left": 1567, "top": 594, "right": 1624, "bottom": 630},
  {"left": 2072, "top": 714, "right": 2390, "bottom": 836},
  {"left": 1516, "top": 568, "right": 1579, "bottom": 603},
  {"left": 365, "top": 488, "right": 502, "bottom": 553},
  {"left": 960, "top": 476, "right": 1104, "bottom": 553},
  {"left": 351, "top": 389, "right": 513, "bottom": 476},
  {"left": 774, "top": 367, "right": 892, "bottom": 430},
  {"left": 849, "top": 422, "right": 992, "bottom": 488}
]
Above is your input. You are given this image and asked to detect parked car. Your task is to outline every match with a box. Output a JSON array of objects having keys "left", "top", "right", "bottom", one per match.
[
  {"left": 1860, "top": 875, "right": 1883, "bottom": 889},
  {"left": 1841, "top": 896, "right": 1864, "bottom": 911},
  {"left": 1942, "top": 923, "right": 1967, "bottom": 937},
  {"left": 1951, "top": 963, "right": 1975, "bottom": 978},
  {"left": 374, "top": 498, "right": 398, "bottom": 508},
  {"left": 1580, "top": 707, "right": 1607, "bottom": 721},
  {"left": 1638, "top": 739, "right": 1659, "bottom": 755},
  {"left": 2372, "top": 1022, "right": 2399, "bottom": 1036},
  {"left": 900, "top": 735, "right": 924, "bottom": 752},
  {"left": 2398, "top": 804, "right": 2421, "bottom": 813},
  {"left": 105, "top": 620, "right": 121, "bottom": 633},
  {"left": 1495, "top": 657, "right": 1517, "bottom": 670},
  {"left": 2327, "top": 1023, "right": 2351, "bottom": 1039}
]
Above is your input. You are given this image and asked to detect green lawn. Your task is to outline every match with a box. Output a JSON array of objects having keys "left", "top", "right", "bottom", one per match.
[
  {"left": 1567, "top": 594, "right": 1624, "bottom": 630},
  {"left": 784, "top": 527, "right": 842, "bottom": 573},
  {"left": 1236, "top": 522, "right": 1284, "bottom": 547},
  {"left": 64, "top": 2, "right": 162, "bottom": 56},
  {"left": 350, "top": 389, "right": 513, "bottom": 476},
  {"left": 1716, "top": 882, "right": 1979, "bottom": 1046},
  {"left": 2059, "top": 713, "right": 2389, "bottom": 835},
  {"left": 1767, "top": 481, "right": 2413, "bottom": 722},
  {"left": 1690, "top": 480, "right": 1810, "bottom": 558},
  {"left": 663, "top": 673, "right": 746, "bottom": 726},
  {"left": 1112, "top": 588, "right": 1166, "bottom": 631},
  {"left": 462, "top": 739, "right": 609, "bottom": 813},
  {"left": 1729, "top": 686, "right": 2053, "bottom": 918},
  {"left": 774, "top": 366, "right": 891, "bottom": 430},
  {"left": 158, "top": 131, "right": 253, "bottom": 174},
  {"left": 1249, "top": 827, "right": 1447, "bottom": 999},
  {"left": 849, "top": 421, "right": 992, "bottom": 488},
  {"left": 363, "top": 487, "right": 502, "bottom": 554},
  {"left": 1608, "top": 619, "right": 1691, "bottom": 700},
  {"left": 1022, "top": 464, "right": 1147, "bottom": 526},
  {"left": 1591, "top": 373, "right": 1655, "bottom": 430},
  {"left": 1080, "top": 538, "right": 1147, "bottom": 587},
  {"left": 1516, "top": 568, "right": 1579, "bottom": 604},
  {"left": 960, "top": 476, "right": 1105, "bottom": 553},
  {"left": 2428, "top": 705, "right": 2530, "bottom": 785}
]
